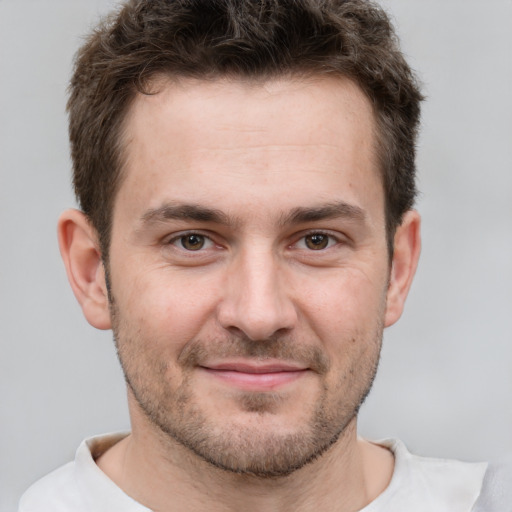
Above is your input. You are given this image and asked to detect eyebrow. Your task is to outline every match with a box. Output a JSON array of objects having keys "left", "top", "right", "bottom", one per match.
[
  {"left": 139, "top": 200, "right": 366, "bottom": 229},
  {"left": 141, "top": 203, "right": 232, "bottom": 226},
  {"left": 280, "top": 202, "right": 366, "bottom": 226}
]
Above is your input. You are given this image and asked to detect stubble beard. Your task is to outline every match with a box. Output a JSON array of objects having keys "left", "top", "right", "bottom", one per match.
[{"left": 110, "top": 303, "right": 383, "bottom": 478}]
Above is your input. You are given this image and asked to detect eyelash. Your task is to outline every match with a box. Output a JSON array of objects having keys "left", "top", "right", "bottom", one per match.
[
  {"left": 167, "top": 231, "right": 216, "bottom": 251},
  {"left": 166, "top": 230, "right": 343, "bottom": 253},
  {"left": 293, "top": 230, "right": 342, "bottom": 251}
]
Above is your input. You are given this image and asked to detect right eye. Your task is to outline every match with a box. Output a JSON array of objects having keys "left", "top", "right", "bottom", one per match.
[
  {"left": 303, "top": 233, "right": 332, "bottom": 250},
  {"left": 169, "top": 233, "right": 214, "bottom": 251}
]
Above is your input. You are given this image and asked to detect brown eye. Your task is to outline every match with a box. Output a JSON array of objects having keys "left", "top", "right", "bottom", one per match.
[
  {"left": 304, "top": 233, "right": 330, "bottom": 250},
  {"left": 180, "top": 234, "right": 206, "bottom": 251}
]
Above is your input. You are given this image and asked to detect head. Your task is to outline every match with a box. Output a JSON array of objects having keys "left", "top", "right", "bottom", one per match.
[
  {"left": 68, "top": 0, "right": 422, "bottom": 259},
  {"left": 60, "top": 0, "right": 422, "bottom": 479}
]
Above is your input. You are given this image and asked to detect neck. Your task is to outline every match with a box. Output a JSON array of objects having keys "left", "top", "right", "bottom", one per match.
[{"left": 96, "top": 417, "right": 393, "bottom": 512}]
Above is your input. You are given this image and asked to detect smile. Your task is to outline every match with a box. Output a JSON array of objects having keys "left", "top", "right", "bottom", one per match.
[{"left": 199, "top": 361, "right": 309, "bottom": 391}]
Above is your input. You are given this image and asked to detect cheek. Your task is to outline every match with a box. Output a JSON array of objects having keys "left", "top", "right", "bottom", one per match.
[
  {"left": 114, "top": 267, "right": 222, "bottom": 350},
  {"left": 296, "top": 267, "right": 388, "bottom": 330},
  {"left": 294, "top": 268, "right": 387, "bottom": 376}
]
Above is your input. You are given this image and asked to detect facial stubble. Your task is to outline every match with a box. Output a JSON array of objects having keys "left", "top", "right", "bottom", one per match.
[{"left": 109, "top": 298, "right": 383, "bottom": 478}]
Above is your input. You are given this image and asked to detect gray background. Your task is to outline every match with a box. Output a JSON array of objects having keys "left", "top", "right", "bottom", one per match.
[{"left": 1, "top": 1, "right": 511, "bottom": 510}]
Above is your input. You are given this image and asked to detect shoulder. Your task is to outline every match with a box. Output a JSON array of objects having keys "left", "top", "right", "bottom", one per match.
[
  {"left": 471, "top": 457, "right": 512, "bottom": 512},
  {"left": 18, "top": 432, "right": 131, "bottom": 512},
  {"left": 18, "top": 461, "right": 84, "bottom": 512},
  {"left": 399, "top": 442, "right": 487, "bottom": 491},
  {"left": 365, "top": 439, "right": 488, "bottom": 512}
]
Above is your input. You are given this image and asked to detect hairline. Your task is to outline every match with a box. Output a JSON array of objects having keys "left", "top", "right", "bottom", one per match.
[{"left": 101, "top": 71, "right": 398, "bottom": 261}]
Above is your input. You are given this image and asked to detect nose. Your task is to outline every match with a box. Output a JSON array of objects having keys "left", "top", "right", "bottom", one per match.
[{"left": 217, "top": 247, "right": 298, "bottom": 341}]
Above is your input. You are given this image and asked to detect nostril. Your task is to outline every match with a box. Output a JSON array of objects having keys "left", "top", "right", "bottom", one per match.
[{"left": 217, "top": 304, "right": 297, "bottom": 342}]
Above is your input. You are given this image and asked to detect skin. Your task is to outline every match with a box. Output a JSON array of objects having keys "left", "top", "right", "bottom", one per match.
[{"left": 58, "top": 76, "right": 421, "bottom": 511}]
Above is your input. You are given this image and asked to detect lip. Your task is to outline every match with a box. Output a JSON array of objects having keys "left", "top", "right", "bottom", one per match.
[{"left": 199, "top": 360, "right": 309, "bottom": 391}]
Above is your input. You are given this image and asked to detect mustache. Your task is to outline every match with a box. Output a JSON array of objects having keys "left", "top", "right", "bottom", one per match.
[{"left": 177, "top": 334, "right": 330, "bottom": 375}]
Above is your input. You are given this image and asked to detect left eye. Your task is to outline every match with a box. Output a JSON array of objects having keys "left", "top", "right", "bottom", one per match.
[
  {"left": 298, "top": 233, "right": 337, "bottom": 250},
  {"left": 171, "top": 234, "right": 214, "bottom": 251}
]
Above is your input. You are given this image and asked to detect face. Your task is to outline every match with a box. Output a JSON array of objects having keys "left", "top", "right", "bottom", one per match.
[{"left": 107, "top": 77, "right": 391, "bottom": 477}]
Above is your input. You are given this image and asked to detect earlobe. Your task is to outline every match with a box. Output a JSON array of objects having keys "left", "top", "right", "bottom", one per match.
[
  {"left": 57, "top": 209, "right": 112, "bottom": 330},
  {"left": 384, "top": 210, "right": 421, "bottom": 327}
]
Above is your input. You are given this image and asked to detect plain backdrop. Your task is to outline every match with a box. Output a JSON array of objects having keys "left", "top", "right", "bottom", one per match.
[{"left": 1, "top": 1, "right": 511, "bottom": 510}]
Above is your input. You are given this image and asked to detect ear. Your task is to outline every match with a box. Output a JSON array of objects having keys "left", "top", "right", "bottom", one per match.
[
  {"left": 384, "top": 210, "right": 421, "bottom": 327},
  {"left": 57, "top": 209, "right": 112, "bottom": 330}
]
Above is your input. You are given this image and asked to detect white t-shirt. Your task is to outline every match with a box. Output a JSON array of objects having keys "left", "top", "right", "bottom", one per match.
[
  {"left": 471, "top": 457, "right": 512, "bottom": 512},
  {"left": 19, "top": 433, "right": 487, "bottom": 512}
]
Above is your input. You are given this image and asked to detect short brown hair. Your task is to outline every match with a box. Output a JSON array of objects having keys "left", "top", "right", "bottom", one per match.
[{"left": 68, "top": 0, "right": 423, "bottom": 256}]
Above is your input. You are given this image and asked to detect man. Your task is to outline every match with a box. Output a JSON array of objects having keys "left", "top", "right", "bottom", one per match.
[{"left": 18, "top": 0, "right": 493, "bottom": 510}]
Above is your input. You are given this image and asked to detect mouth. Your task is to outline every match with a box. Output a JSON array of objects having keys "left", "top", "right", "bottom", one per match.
[{"left": 198, "top": 360, "right": 310, "bottom": 391}]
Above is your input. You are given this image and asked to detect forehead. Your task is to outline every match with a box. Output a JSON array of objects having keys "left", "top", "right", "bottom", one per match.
[
  {"left": 123, "top": 75, "right": 376, "bottom": 155},
  {"left": 115, "top": 76, "right": 382, "bottom": 225}
]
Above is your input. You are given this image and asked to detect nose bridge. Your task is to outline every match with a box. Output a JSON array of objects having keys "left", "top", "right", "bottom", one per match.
[{"left": 218, "top": 241, "right": 297, "bottom": 340}]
